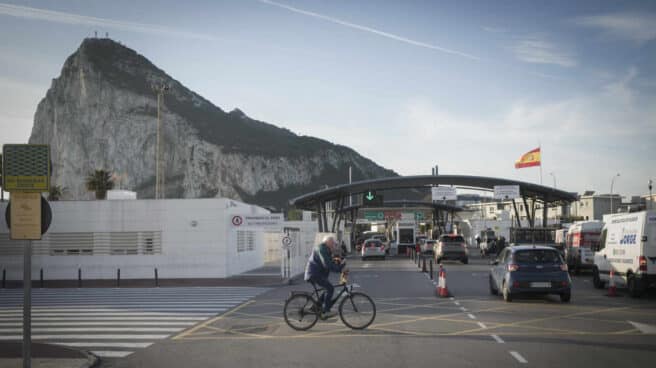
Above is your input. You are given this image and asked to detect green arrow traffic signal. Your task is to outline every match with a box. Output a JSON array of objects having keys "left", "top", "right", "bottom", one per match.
[{"left": 365, "top": 191, "right": 374, "bottom": 201}]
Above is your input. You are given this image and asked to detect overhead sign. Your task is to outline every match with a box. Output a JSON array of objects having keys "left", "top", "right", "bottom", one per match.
[
  {"left": 415, "top": 212, "right": 425, "bottom": 221},
  {"left": 8, "top": 192, "right": 41, "bottom": 240},
  {"left": 2, "top": 144, "right": 50, "bottom": 192},
  {"left": 432, "top": 186, "right": 457, "bottom": 201},
  {"left": 364, "top": 211, "right": 385, "bottom": 221},
  {"left": 362, "top": 190, "right": 383, "bottom": 206},
  {"left": 494, "top": 185, "right": 521, "bottom": 200},
  {"left": 229, "top": 213, "right": 284, "bottom": 230}
]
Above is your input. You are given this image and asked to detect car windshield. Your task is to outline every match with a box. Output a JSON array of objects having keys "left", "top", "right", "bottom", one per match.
[
  {"left": 513, "top": 250, "right": 562, "bottom": 264},
  {"left": 441, "top": 236, "right": 465, "bottom": 243},
  {"left": 366, "top": 241, "right": 382, "bottom": 247}
]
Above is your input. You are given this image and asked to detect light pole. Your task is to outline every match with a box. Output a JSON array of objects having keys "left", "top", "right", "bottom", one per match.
[
  {"left": 549, "top": 172, "right": 556, "bottom": 188},
  {"left": 649, "top": 179, "right": 653, "bottom": 210},
  {"left": 610, "top": 173, "right": 620, "bottom": 214},
  {"left": 153, "top": 84, "right": 169, "bottom": 199}
]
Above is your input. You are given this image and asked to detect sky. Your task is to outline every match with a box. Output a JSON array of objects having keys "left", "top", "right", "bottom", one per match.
[{"left": 0, "top": 0, "right": 655, "bottom": 199}]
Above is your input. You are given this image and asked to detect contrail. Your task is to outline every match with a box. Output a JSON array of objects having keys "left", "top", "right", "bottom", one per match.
[
  {"left": 260, "top": 0, "right": 479, "bottom": 61},
  {"left": 0, "top": 3, "right": 216, "bottom": 41}
]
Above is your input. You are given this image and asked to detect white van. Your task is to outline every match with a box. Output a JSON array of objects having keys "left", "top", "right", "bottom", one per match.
[
  {"left": 565, "top": 221, "right": 604, "bottom": 273},
  {"left": 592, "top": 211, "right": 656, "bottom": 297}
]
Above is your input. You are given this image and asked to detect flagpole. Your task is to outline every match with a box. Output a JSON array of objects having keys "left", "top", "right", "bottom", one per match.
[{"left": 539, "top": 143, "right": 543, "bottom": 185}]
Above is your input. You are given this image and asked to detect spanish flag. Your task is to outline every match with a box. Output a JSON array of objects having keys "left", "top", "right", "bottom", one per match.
[{"left": 515, "top": 147, "right": 541, "bottom": 169}]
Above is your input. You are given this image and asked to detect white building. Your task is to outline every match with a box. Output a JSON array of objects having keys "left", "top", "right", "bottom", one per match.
[{"left": 0, "top": 198, "right": 316, "bottom": 281}]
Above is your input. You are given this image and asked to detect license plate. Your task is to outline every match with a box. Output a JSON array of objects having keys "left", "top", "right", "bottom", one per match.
[{"left": 530, "top": 282, "right": 551, "bottom": 288}]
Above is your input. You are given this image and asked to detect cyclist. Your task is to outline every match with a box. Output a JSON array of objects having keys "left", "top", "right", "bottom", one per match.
[{"left": 304, "top": 235, "right": 345, "bottom": 319}]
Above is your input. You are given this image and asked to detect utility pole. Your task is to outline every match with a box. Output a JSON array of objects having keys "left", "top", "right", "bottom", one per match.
[
  {"left": 649, "top": 179, "right": 653, "bottom": 211},
  {"left": 549, "top": 172, "right": 556, "bottom": 188},
  {"left": 610, "top": 173, "right": 620, "bottom": 214},
  {"left": 153, "top": 84, "right": 169, "bottom": 199}
]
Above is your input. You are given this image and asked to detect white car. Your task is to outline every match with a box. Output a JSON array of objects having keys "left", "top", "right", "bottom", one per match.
[
  {"left": 361, "top": 239, "right": 386, "bottom": 260},
  {"left": 593, "top": 211, "right": 656, "bottom": 297}
]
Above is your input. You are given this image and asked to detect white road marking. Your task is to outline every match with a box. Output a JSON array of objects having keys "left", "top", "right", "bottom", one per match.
[
  {"left": 0, "top": 322, "right": 196, "bottom": 327},
  {"left": 491, "top": 334, "right": 504, "bottom": 343},
  {"left": 510, "top": 351, "right": 528, "bottom": 364},
  {"left": 477, "top": 322, "right": 487, "bottom": 329},
  {"left": 454, "top": 301, "right": 460, "bottom": 306},
  {"left": 460, "top": 307, "right": 467, "bottom": 312},
  {"left": 467, "top": 314, "right": 476, "bottom": 320},
  {"left": 91, "top": 351, "right": 134, "bottom": 358},
  {"left": 0, "top": 334, "right": 170, "bottom": 340},
  {"left": 628, "top": 321, "right": 656, "bottom": 334},
  {"left": 54, "top": 342, "right": 153, "bottom": 348},
  {"left": 449, "top": 297, "right": 455, "bottom": 301},
  {"left": 0, "top": 317, "right": 208, "bottom": 321},
  {"left": 0, "top": 327, "right": 183, "bottom": 333}
]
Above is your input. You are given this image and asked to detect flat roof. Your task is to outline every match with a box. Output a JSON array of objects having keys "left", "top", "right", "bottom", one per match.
[{"left": 290, "top": 175, "right": 578, "bottom": 210}]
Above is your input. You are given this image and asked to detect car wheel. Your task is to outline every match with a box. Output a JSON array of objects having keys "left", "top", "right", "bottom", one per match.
[
  {"left": 502, "top": 281, "right": 512, "bottom": 302},
  {"left": 592, "top": 267, "right": 605, "bottom": 289},
  {"left": 462, "top": 258, "right": 469, "bottom": 265},
  {"left": 560, "top": 292, "right": 571, "bottom": 303},
  {"left": 628, "top": 274, "right": 643, "bottom": 298},
  {"left": 489, "top": 275, "right": 498, "bottom": 296}
]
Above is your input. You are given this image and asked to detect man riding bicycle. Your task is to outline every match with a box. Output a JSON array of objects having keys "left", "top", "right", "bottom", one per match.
[{"left": 304, "top": 235, "right": 345, "bottom": 319}]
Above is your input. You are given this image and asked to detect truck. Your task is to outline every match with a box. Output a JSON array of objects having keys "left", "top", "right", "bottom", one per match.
[
  {"left": 592, "top": 211, "right": 656, "bottom": 297},
  {"left": 395, "top": 221, "right": 417, "bottom": 254},
  {"left": 565, "top": 221, "right": 604, "bottom": 273}
]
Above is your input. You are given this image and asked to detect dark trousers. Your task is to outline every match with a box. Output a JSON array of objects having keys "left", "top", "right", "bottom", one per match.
[{"left": 312, "top": 277, "right": 335, "bottom": 313}]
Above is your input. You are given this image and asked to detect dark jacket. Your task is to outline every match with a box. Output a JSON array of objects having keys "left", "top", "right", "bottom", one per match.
[{"left": 304, "top": 243, "right": 343, "bottom": 281}]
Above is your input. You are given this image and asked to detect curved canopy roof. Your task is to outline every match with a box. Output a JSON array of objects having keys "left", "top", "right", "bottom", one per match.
[{"left": 291, "top": 175, "right": 577, "bottom": 210}]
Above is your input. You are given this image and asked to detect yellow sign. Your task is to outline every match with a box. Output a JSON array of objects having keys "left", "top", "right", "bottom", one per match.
[
  {"left": 10, "top": 192, "right": 42, "bottom": 240},
  {"left": 2, "top": 144, "right": 50, "bottom": 192}
]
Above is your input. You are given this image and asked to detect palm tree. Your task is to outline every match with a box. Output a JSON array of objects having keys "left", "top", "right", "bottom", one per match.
[
  {"left": 48, "top": 185, "right": 66, "bottom": 201},
  {"left": 85, "top": 170, "right": 115, "bottom": 200}
]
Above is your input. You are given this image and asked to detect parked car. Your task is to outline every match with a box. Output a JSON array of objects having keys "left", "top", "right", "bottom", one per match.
[
  {"left": 593, "top": 211, "right": 656, "bottom": 298},
  {"left": 361, "top": 239, "right": 386, "bottom": 260},
  {"left": 435, "top": 234, "right": 468, "bottom": 264},
  {"left": 489, "top": 245, "right": 571, "bottom": 303}
]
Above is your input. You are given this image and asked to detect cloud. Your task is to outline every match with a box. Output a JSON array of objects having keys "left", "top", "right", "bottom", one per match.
[
  {"left": 572, "top": 12, "right": 656, "bottom": 43},
  {"left": 259, "top": 0, "right": 480, "bottom": 61},
  {"left": 0, "top": 3, "right": 216, "bottom": 40},
  {"left": 512, "top": 38, "right": 577, "bottom": 67}
]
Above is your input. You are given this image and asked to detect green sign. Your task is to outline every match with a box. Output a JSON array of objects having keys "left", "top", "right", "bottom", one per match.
[
  {"left": 362, "top": 190, "right": 383, "bottom": 206},
  {"left": 415, "top": 212, "right": 425, "bottom": 221},
  {"left": 364, "top": 211, "right": 385, "bottom": 221},
  {"left": 2, "top": 144, "right": 50, "bottom": 192}
]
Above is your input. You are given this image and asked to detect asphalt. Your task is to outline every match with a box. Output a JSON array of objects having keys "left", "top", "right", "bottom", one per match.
[
  {"left": 0, "top": 342, "right": 97, "bottom": 368},
  {"left": 90, "top": 252, "right": 656, "bottom": 368}
]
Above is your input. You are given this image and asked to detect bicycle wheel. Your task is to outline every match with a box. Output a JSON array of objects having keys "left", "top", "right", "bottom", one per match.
[
  {"left": 339, "top": 292, "right": 376, "bottom": 330},
  {"left": 283, "top": 294, "right": 319, "bottom": 331}
]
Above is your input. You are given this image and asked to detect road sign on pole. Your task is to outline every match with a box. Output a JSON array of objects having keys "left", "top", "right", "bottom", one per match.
[
  {"left": 432, "top": 186, "right": 457, "bottom": 201},
  {"left": 493, "top": 185, "right": 521, "bottom": 200},
  {"left": 2, "top": 144, "right": 51, "bottom": 368}
]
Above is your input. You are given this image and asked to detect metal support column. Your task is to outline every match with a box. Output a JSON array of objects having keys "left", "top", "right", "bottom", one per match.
[
  {"left": 321, "top": 201, "right": 328, "bottom": 233},
  {"left": 522, "top": 196, "right": 534, "bottom": 228},
  {"left": 316, "top": 203, "right": 323, "bottom": 232},
  {"left": 512, "top": 199, "right": 522, "bottom": 228},
  {"left": 23, "top": 240, "right": 32, "bottom": 368},
  {"left": 542, "top": 201, "right": 548, "bottom": 228}
]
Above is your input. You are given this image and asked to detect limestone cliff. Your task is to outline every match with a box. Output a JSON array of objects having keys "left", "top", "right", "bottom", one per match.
[{"left": 28, "top": 38, "right": 396, "bottom": 209}]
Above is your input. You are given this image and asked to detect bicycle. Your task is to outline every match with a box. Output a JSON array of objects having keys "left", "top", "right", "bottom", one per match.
[{"left": 283, "top": 271, "right": 376, "bottom": 331}]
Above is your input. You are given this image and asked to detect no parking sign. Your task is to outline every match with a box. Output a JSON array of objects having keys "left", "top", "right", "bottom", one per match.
[{"left": 282, "top": 235, "right": 293, "bottom": 249}]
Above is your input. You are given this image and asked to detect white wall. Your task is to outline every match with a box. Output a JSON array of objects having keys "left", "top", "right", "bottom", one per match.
[{"left": 0, "top": 198, "right": 277, "bottom": 280}]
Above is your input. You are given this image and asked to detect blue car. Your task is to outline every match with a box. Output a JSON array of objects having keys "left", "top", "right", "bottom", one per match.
[{"left": 489, "top": 245, "right": 572, "bottom": 303}]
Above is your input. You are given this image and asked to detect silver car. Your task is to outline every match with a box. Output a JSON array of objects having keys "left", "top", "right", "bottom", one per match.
[
  {"left": 361, "top": 239, "right": 386, "bottom": 260},
  {"left": 435, "top": 234, "right": 469, "bottom": 264}
]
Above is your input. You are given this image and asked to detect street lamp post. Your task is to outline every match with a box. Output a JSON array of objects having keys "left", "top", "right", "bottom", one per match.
[
  {"left": 153, "top": 84, "right": 169, "bottom": 199},
  {"left": 549, "top": 172, "right": 556, "bottom": 188},
  {"left": 649, "top": 179, "right": 653, "bottom": 211},
  {"left": 610, "top": 173, "right": 620, "bottom": 214}
]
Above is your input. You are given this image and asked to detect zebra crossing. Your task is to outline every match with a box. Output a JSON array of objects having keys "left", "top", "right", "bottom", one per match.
[{"left": 0, "top": 287, "right": 268, "bottom": 358}]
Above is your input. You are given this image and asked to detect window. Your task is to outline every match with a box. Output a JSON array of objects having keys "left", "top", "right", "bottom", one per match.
[
  {"left": 513, "top": 250, "right": 561, "bottom": 264},
  {"left": 488, "top": 207, "right": 495, "bottom": 214},
  {"left": 597, "top": 229, "right": 607, "bottom": 252}
]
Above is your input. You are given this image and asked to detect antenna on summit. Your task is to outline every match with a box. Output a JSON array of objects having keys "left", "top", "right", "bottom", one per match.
[
  {"left": 94, "top": 31, "right": 97, "bottom": 38},
  {"left": 105, "top": 32, "right": 109, "bottom": 38}
]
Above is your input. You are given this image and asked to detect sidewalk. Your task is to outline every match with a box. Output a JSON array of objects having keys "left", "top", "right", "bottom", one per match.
[{"left": 0, "top": 342, "right": 97, "bottom": 368}]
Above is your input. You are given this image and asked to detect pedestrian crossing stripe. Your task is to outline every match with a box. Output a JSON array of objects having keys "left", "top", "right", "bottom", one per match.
[{"left": 0, "top": 287, "right": 267, "bottom": 358}]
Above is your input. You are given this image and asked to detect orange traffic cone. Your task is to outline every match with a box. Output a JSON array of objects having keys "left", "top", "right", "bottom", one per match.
[
  {"left": 607, "top": 268, "right": 617, "bottom": 297},
  {"left": 436, "top": 265, "right": 450, "bottom": 297}
]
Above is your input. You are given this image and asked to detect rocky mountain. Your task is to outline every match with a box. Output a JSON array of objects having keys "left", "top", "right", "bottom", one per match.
[{"left": 28, "top": 38, "right": 398, "bottom": 209}]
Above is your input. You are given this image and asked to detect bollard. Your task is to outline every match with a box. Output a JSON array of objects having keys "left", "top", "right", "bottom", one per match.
[
  {"left": 78, "top": 268, "right": 82, "bottom": 288},
  {"left": 155, "top": 268, "right": 159, "bottom": 287},
  {"left": 418, "top": 254, "right": 422, "bottom": 269},
  {"left": 117, "top": 269, "right": 121, "bottom": 288},
  {"left": 430, "top": 259, "right": 434, "bottom": 280},
  {"left": 40, "top": 269, "right": 44, "bottom": 288},
  {"left": 422, "top": 257, "right": 427, "bottom": 273},
  {"left": 2, "top": 269, "right": 5, "bottom": 289}
]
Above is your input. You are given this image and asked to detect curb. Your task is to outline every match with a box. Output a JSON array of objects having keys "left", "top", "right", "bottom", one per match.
[{"left": 45, "top": 344, "right": 100, "bottom": 368}]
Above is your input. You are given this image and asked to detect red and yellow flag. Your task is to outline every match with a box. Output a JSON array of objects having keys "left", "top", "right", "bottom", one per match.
[{"left": 515, "top": 147, "right": 541, "bottom": 169}]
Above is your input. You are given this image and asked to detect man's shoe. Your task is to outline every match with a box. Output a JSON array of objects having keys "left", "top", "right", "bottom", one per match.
[{"left": 320, "top": 311, "right": 337, "bottom": 320}]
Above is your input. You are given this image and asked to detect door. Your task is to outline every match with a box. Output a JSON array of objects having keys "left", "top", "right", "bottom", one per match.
[
  {"left": 595, "top": 228, "right": 610, "bottom": 281},
  {"left": 493, "top": 249, "right": 509, "bottom": 289}
]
